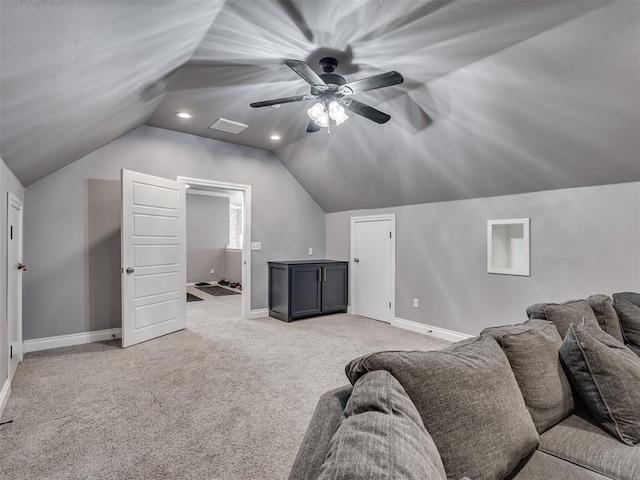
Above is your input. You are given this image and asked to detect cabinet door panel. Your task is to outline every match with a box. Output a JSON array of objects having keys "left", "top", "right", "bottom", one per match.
[
  {"left": 321, "top": 264, "right": 348, "bottom": 313},
  {"left": 269, "top": 265, "right": 288, "bottom": 317},
  {"left": 291, "top": 266, "right": 321, "bottom": 318}
]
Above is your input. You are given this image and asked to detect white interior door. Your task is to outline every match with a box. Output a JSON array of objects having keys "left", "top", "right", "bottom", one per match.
[
  {"left": 351, "top": 215, "right": 395, "bottom": 323},
  {"left": 121, "top": 170, "right": 186, "bottom": 348},
  {"left": 7, "top": 193, "right": 23, "bottom": 379}
]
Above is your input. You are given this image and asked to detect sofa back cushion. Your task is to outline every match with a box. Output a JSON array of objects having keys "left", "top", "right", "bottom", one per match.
[
  {"left": 526, "top": 299, "right": 600, "bottom": 338},
  {"left": 560, "top": 321, "right": 640, "bottom": 445},
  {"left": 612, "top": 293, "right": 640, "bottom": 351},
  {"left": 588, "top": 294, "right": 625, "bottom": 343},
  {"left": 481, "top": 320, "right": 575, "bottom": 433},
  {"left": 345, "top": 336, "right": 539, "bottom": 480},
  {"left": 317, "top": 370, "right": 447, "bottom": 480}
]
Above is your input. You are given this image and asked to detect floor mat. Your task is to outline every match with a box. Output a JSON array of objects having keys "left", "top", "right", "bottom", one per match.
[
  {"left": 196, "top": 285, "right": 240, "bottom": 296},
  {"left": 187, "top": 292, "right": 204, "bottom": 302}
]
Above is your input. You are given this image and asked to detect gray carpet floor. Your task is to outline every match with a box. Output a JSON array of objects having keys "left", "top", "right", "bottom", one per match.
[{"left": 0, "top": 296, "right": 450, "bottom": 479}]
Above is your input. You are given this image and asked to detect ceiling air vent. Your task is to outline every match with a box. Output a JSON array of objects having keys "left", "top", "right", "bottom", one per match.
[{"left": 209, "top": 118, "right": 249, "bottom": 134}]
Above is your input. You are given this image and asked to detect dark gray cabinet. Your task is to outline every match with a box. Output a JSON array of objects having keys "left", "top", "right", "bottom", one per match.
[{"left": 268, "top": 260, "right": 348, "bottom": 322}]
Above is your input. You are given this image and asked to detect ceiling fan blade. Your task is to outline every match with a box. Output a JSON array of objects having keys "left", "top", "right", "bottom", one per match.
[
  {"left": 306, "top": 120, "right": 321, "bottom": 133},
  {"left": 285, "top": 60, "right": 327, "bottom": 87},
  {"left": 342, "top": 99, "right": 391, "bottom": 124},
  {"left": 250, "top": 95, "right": 315, "bottom": 108},
  {"left": 342, "top": 71, "right": 404, "bottom": 94}
]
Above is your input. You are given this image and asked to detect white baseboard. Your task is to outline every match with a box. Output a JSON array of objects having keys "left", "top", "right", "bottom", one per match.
[
  {"left": 393, "top": 317, "right": 473, "bottom": 343},
  {"left": 347, "top": 305, "right": 353, "bottom": 314},
  {"left": 0, "top": 380, "right": 10, "bottom": 419},
  {"left": 248, "top": 308, "right": 269, "bottom": 320},
  {"left": 23, "top": 328, "right": 122, "bottom": 354}
]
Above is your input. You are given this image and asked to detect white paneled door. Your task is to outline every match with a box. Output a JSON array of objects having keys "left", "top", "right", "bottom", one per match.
[
  {"left": 121, "top": 170, "right": 186, "bottom": 348},
  {"left": 7, "top": 193, "right": 23, "bottom": 379},
  {"left": 350, "top": 215, "right": 396, "bottom": 323}
]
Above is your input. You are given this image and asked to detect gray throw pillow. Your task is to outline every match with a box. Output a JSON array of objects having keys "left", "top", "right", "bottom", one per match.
[
  {"left": 481, "top": 320, "right": 575, "bottom": 433},
  {"left": 527, "top": 299, "right": 600, "bottom": 338},
  {"left": 317, "top": 370, "right": 447, "bottom": 480},
  {"left": 345, "top": 336, "right": 539, "bottom": 480},
  {"left": 559, "top": 321, "right": 640, "bottom": 445},
  {"left": 612, "top": 295, "right": 640, "bottom": 349},
  {"left": 588, "top": 294, "right": 625, "bottom": 343}
]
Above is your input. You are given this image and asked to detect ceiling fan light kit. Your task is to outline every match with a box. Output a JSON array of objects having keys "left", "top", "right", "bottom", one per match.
[
  {"left": 250, "top": 57, "right": 403, "bottom": 133},
  {"left": 306, "top": 100, "right": 348, "bottom": 128}
]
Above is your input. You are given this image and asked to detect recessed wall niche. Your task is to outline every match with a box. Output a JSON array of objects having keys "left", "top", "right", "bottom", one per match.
[{"left": 487, "top": 218, "right": 530, "bottom": 276}]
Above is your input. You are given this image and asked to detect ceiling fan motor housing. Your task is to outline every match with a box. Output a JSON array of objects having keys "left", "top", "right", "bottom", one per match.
[{"left": 319, "top": 57, "right": 338, "bottom": 73}]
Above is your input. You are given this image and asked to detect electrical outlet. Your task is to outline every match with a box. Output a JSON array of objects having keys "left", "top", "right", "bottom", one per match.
[
  {"left": 251, "top": 242, "right": 262, "bottom": 251},
  {"left": 308, "top": 247, "right": 313, "bottom": 255},
  {"left": 413, "top": 298, "right": 419, "bottom": 308},
  {"left": 210, "top": 269, "right": 215, "bottom": 275}
]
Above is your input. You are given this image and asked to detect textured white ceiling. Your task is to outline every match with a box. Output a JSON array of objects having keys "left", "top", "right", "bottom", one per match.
[{"left": 1, "top": 0, "right": 638, "bottom": 213}]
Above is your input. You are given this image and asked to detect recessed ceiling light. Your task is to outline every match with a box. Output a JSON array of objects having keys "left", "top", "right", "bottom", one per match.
[
  {"left": 176, "top": 112, "right": 192, "bottom": 119},
  {"left": 270, "top": 134, "right": 281, "bottom": 141}
]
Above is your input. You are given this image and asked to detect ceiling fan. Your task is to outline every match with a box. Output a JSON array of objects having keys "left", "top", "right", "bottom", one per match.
[{"left": 250, "top": 57, "right": 404, "bottom": 133}]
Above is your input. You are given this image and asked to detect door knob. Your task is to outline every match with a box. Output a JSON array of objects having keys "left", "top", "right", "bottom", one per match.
[
  {"left": 353, "top": 258, "right": 359, "bottom": 263},
  {"left": 126, "top": 267, "right": 135, "bottom": 274}
]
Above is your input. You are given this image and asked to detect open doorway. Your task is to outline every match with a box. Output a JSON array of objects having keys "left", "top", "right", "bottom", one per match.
[{"left": 177, "top": 177, "right": 251, "bottom": 320}]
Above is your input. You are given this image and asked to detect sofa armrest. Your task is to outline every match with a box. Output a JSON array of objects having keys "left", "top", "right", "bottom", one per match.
[{"left": 288, "top": 385, "right": 353, "bottom": 480}]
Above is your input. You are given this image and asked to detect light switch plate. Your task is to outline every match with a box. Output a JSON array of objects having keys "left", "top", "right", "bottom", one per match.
[
  {"left": 251, "top": 242, "right": 262, "bottom": 251},
  {"left": 308, "top": 248, "right": 313, "bottom": 255}
]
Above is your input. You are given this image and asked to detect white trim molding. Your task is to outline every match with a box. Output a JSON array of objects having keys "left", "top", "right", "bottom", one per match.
[
  {"left": 22, "top": 328, "right": 122, "bottom": 354},
  {"left": 393, "top": 317, "right": 473, "bottom": 343},
  {"left": 0, "top": 380, "right": 10, "bottom": 418},
  {"left": 248, "top": 308, "right": 269, "bottom": 320}
]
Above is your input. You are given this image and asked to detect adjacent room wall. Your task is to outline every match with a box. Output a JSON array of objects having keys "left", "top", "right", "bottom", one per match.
[
  {"left": 0, "top": 156, "right": 25, "bottom": 415},
  {"left": 186, "top": 192, "right": 229, "bottom": 284},
  {"left": 326, "top": 182, "right": 640, "bottom": 335},
  {"left": 23, "top": 126, "right": 326, "bottom": 340}
]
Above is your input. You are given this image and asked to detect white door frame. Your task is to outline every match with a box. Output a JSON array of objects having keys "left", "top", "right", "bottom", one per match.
[
  {"left": 350, "top": 214, "right": 396, "bottom": 322},
  {"left": 177, "top": 176, "right": 251, "bottom": 321},
  {"left": 7, "top": 193, "right": 23, "bottom": 366}
]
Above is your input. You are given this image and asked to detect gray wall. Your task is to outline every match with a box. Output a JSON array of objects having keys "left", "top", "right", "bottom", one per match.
[
  {"left": 0, "top": 156, "right": 25, "bottom": 404},
  {"left": 186, "top": 193, "right": 229, "bottom": 284},
  {"left": 23, "top": 125, "right": 326, "bottom": 340},
  {"left": 327, "top": 182, "right": 640, "bottom": 335}
]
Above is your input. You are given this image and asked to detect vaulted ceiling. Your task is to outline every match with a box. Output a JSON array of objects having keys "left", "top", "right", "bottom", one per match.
[{"left": 1, "top": 0, "right": 638, "bottom": 212}]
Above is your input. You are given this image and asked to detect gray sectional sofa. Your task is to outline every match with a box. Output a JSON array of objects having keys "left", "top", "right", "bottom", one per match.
[{"left": 288, "top": 293, "right": 640, "bottom": 480}]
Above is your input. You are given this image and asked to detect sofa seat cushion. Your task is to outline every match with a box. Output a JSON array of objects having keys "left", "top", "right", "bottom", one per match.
[
  {"left": 481, "top": 320, "right": 575, "bottom": 433},
  {"left": 538, "top": 411, "right": 640, "bottom": 480},
  {"left": 627, "top": 343, "right": 640, "bottom": 357},
  {"left": 560, "top": 321, "right": 640, "bottom": 445},
  {"left": 612, "top": 294, "right": 640, "bottom": 350},
  {"left": 509, "top": 450, "right": 612, "bottom": 480},
  {"left": 526, "top": 299, "right": 600, "bottom": 338},
  {"left": 588, "top": 295, "right": 625, "bottom": 343},
  {"left": 345, "top": 335, "right": 539, "bottom": 480},
  {"left": 317, "top": 370, "right": 447, "bottom": 480}
]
